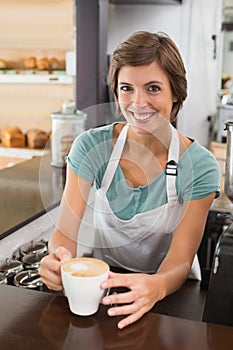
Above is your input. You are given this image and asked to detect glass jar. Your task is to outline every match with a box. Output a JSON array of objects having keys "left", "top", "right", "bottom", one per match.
[{"left": 51, "top": 103, "right": 87, "bottom": 168}]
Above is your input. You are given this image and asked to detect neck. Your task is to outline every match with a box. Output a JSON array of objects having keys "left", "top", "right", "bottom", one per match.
[{"left": 126, "top": 123, "right": 172, "bottom": 157}]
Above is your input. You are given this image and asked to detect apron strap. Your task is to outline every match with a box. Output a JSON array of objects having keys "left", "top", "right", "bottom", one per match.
[
  {"left": 101, "top": 123, "right": 129, "bottom": 193},
  {"left": 101, "top": 122, "right": 179, "bottom": 203},
  {"left": 166, "top": 124, "right": 179, "bottom": 202}
]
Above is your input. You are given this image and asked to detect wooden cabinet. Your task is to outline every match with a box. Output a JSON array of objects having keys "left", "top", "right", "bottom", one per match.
[{"left": 0, "top": 0, "right": 74, "bottom": 133}]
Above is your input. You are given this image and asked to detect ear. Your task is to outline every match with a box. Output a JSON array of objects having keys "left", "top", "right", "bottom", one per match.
[{"left": 173, "top": 96, "right": 178, "bottom": 103}]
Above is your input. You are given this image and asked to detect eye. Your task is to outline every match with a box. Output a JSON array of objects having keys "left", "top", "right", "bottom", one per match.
[
  {"left": 120, "top": 85, "right": 133, "bottom": 92},
  {"left": 148, "top": 85, "right": 160, "bottom": 92}
]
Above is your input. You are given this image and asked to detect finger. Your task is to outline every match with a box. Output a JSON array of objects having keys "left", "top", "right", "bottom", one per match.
[
  {"left": 39, "top": 263, "right": 63, "bottom": 287},
  {"left": 55, "top": 247, "right": 72, "bottom": 262},
  {"left": 117, "top": 309, "right": 145, "bottom": 329},
  {"left": 108, "top": 271, "right": 119, "bottom": 278},
  {"left": 39, "top": 266, "right": 63, "bottom": 286},
  {"left": 41, "top": 276, "right": 63, "bottom": 291},
  {"left": 39, "top": 255, "right": 63, "bottom": 289},
  {"left": 101, "top": 274, "right": 132, "bottom": 289},
  {"left": 102, "top": 290, "right": 135, "bottom": 306},
  {"left": 43, "top": 252, "right": 63, "bottom": 270},
  {"left": 107, "top": 300, "right": 139, "bottom": 318}
]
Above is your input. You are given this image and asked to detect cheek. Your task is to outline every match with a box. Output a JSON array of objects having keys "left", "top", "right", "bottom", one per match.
[
  {"left": 155, "top": 94, "right": 173, "bottom": 109},
  {"left": 118, "top": 94, "right": 129, "bottom": 110},
  {"left": 118, "top": 91, "right": 128, "bottom": 103}
]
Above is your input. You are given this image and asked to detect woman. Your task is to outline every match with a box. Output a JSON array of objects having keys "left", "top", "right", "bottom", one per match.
[{"left": 39, "top": 31, "right": 220, "bottom": 329}]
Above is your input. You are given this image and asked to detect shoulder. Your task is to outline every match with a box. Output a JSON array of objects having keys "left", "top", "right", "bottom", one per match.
[
  {"left": 73, "top": 122, "right": 116, "bottom": 147},
  {"left": 177, "top": 131, "right": 219, "bottom": 169},
  {"left": 179, "top": 140, "right": 221, "bottom": 200},
  {"left": 186, "top": 141, "right": 220, "bottom": 168},
  {"left": 67, "top": 123, "right": 118, "bottom": 182}
]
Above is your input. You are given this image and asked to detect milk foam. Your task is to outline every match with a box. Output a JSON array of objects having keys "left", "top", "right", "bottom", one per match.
[{"left": 62, "top": 258, "right": 109, "bottom": 277}]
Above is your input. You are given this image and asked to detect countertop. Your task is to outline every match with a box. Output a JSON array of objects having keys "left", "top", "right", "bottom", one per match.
[
  {"left": 1, "top": 150, "right": 232, "bottom": 240},
  {"left": 0, "top": 153, "right": 65, "bottom": 239},
  {"left": 0, "top": 281, "right": 233, "bottom": 350}
]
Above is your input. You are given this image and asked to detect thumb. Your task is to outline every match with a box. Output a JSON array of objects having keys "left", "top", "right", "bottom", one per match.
[{"left": 55, "top": 246, "right": 72, "bottom": 262}]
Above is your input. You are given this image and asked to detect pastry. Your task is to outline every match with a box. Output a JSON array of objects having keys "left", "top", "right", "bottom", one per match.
[
  {"left": 23, "top": 57, "right": 37, "bottom": 69},
  {"left": 1, "top": 127, "right": 25, "bottom": 148},
  {"left": 49, "top": 57, "right": 60, "bottom": 70},
  {"left": 26, "top": 129, "right": 49, "bottom": 149},
  {"left": 0, "top": 58, "right": 7, "bottom": 69},
  {"left": 37, "top": 58, "right": 50, "bottom": 70}
]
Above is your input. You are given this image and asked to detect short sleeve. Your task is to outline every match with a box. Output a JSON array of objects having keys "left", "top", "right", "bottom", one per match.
[
  {"left": 66, "top": 132, "right": 95, "bottom": 182},
  {"left": 178, "top": 144, "right": 221, "bottom": 201},
  {"left": 66, "top": 125, "right": 114, "bottom": 186}
]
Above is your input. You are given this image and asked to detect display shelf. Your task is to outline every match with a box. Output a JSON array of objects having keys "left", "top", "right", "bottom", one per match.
[
  {"left": 0, "top": 145, "right": 50, "bottom": 158},
  {"left": 0, "top": 74, "right": 73, "bottom": 84}
]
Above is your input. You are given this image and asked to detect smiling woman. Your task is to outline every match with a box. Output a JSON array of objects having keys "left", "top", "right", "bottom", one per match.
[{"left": 39, "top": 30, "right": 221, "bottom": 330}]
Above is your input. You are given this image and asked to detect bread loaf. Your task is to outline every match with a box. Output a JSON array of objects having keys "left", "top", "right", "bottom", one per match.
[
  {"left": 0, "top": 58, "right": 7, "bottom": 69},
  {"left": 1, "top": 127, "right": 25, "bottom": 148},
  {"left": 37, "top": 58, "right": 50, "bottom": 70},
  {"left": 24, "top": 57, "right": 37, "bottom": 69},
  {"left": 48, "top": 57, "right": 60, "bottom": 70},
  {"left": 26, "top": 129, "right": 49, "bottom": 149}
]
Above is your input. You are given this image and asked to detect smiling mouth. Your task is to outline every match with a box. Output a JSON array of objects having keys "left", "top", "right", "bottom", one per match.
[{"left": 129, "top": 111, "right": 156, "bottom": 121}]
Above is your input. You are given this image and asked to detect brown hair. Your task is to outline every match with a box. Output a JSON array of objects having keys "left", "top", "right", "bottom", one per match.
[{"left": 109, "top": 31, "right": 187, "bottom": 122}]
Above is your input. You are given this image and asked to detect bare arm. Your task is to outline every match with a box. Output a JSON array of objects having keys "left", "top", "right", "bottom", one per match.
[
  {"left": 156, "top": 192, "right": 216, "bottom": 297},
  {"left": 48, "top": 165, "right": 92, "bottom": 256},
  {"left": 102, "top": 192, "right": 216, "bottom": 328},
  {"left": 39, "top": 166, "right": 92, "bottom": 290}
]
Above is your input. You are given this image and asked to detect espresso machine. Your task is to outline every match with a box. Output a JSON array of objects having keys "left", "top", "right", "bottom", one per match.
[{"left": 203, "top": 121, "right": 233, "bottom": 326}]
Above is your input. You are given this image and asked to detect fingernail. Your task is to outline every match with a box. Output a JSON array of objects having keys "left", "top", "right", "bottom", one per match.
[
  {"left": 118, "top": 322, "right": 124, "bottom": 329},
  {"left": 108, "top": 309, "right": 116, "bottom": 316},
  {"left": 103, "top": 297, "right": 110, "bottom": 304},
  {"left": 61, "top": 254, "right": 70, "bottom": 262}
]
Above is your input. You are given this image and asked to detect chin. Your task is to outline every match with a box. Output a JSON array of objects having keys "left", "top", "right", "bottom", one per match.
[{"left": 129, "top": 121, "right": 154, "bottom": 135}]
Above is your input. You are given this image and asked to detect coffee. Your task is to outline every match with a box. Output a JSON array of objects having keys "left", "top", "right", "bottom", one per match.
[
  {"left": 62, "top": 257, "right": 109, "bottom": 277},
  {"left": 61, "top": 257, "right": 109, "bottom": 316}
]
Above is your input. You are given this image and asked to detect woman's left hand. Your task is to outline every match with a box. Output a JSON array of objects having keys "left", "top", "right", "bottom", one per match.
[{"left": 101, "top": 271, "right": 164, "bottom": 329}]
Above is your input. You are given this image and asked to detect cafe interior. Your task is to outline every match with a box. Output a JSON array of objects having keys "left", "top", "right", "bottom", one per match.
[{"left": 0, "top": 0, "right": 233, "bottom": 349}]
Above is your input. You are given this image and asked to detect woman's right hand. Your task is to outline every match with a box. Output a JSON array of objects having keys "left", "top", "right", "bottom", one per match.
[{"left": 39, "top": 246, "right": 72, "bottom": 291}]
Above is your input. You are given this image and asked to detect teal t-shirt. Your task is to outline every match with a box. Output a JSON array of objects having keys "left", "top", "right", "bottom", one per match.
[{"left": 67, "top": 123, "right": 221, "bottom": 220}]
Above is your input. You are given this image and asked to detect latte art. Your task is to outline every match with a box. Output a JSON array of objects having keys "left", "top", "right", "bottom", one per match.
[
  {"left": 62, "top": 257, "right": 109, "bottom": 277},
  {"left": 61, "top": 257, "right": 109, "bottom": 315}
]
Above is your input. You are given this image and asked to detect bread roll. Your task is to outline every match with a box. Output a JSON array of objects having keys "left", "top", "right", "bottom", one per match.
[
  {"left": 24, "top": 57, "right": 37, "bottom": 69},
  {"left": 1, "top": 127, "right": 25, "bottom": 148},
  {"left": 37, "top": 58, "right": 49, "bottom": 70},
  {"left": 26, "top": 129, "right": 49, "bottom": 149},
  {"left": 0, "top": 58, "right": 7, "bottom": 69},
  {"left": 49, "top": 57, "right": 60, "bottom": 70}
]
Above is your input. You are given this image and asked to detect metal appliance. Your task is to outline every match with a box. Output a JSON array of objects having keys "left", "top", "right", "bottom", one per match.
[
  {"left": 203, "top": 121, "right": 233, "bottom": 326},
  {"left": 224, "top": 121, "right": 233, "bottom": 202},
  {"left": 0, "top": 239, "right": 61, "bottom": 294},
  {"left": 216, "top": 106, "right": 233, "bottom": 142}
]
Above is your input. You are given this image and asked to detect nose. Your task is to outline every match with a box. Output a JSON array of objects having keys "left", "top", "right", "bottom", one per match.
[{"left": 132, "top": 89, "right": 148, "bottom": 108}]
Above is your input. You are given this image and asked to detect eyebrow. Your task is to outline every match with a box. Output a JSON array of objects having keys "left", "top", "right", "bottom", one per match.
[
  {"left": 118, "top": 81, "right": 131, "bottom": 85},
  {"left": 118, "top": 80, "right": 163, "bottom": 86},
  {"left": 145, "top": 80, "right": 163, "bottom": 86}
]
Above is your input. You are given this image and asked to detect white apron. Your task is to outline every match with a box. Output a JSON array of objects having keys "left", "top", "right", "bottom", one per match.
[{"left": 92, "top": 123, "right": 201, "bottom": 280}]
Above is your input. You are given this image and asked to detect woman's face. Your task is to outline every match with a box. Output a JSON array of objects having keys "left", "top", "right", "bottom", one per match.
[{"left": 117, "top": 61, "right": 177, "bottom": 134}]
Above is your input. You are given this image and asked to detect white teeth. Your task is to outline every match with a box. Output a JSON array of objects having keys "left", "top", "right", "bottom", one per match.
[{"left": 133, "top": 113, "right": 153, "bottom": 120}]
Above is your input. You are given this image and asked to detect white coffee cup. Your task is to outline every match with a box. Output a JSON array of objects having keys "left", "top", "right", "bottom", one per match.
[{"left": 61, "top": 257, "right": 109, "bottom": 316}]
